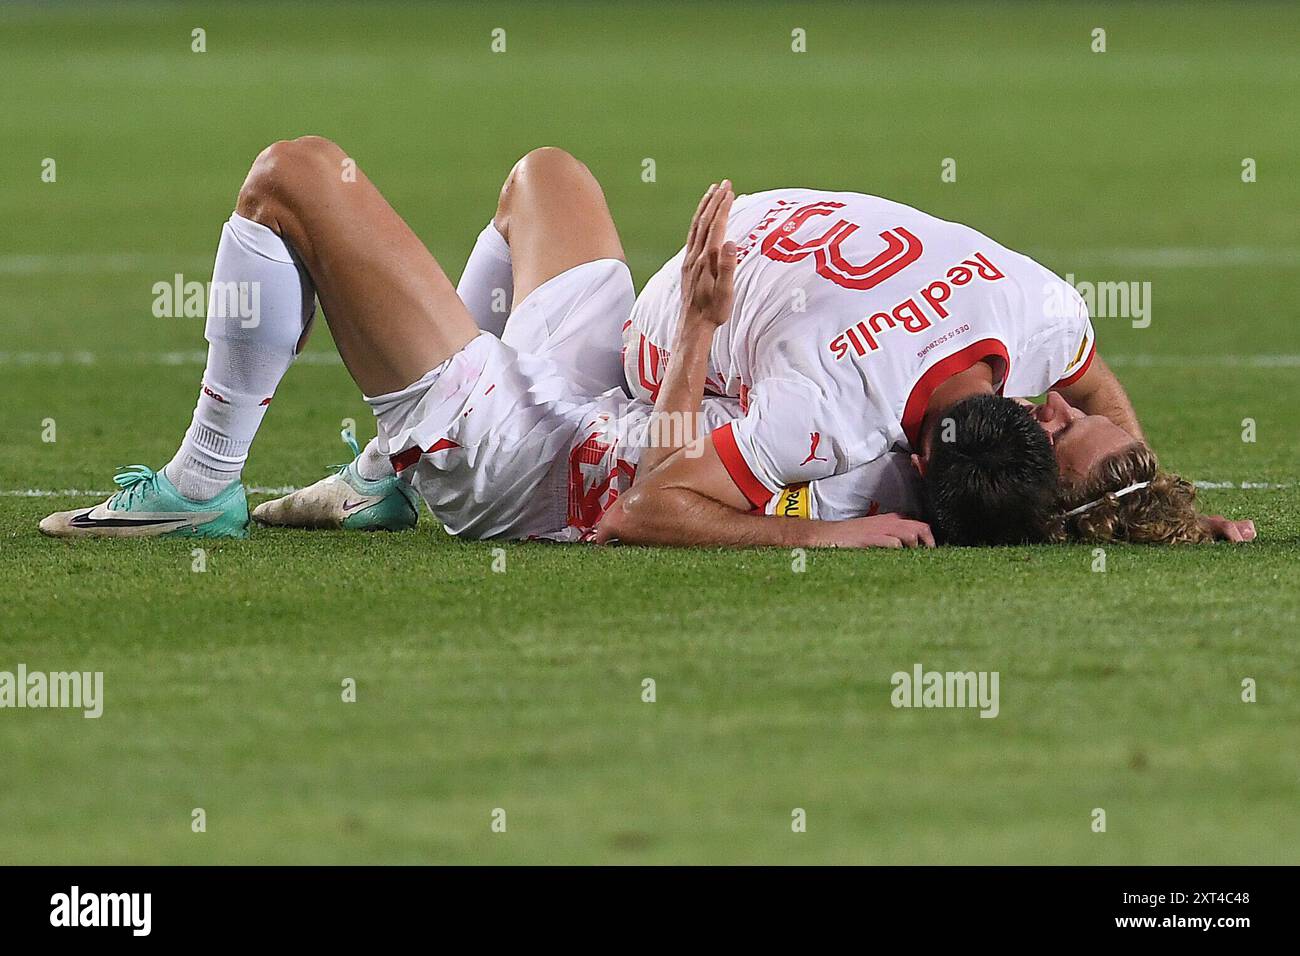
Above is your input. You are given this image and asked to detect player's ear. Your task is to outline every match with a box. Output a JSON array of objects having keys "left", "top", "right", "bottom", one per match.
[{"left": 910, "top": 453, "right": 927, "bottom": 478}]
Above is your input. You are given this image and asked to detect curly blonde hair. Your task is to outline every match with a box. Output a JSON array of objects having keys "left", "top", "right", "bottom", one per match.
[{"left": 1049, "top": 443, "right": 1211, "bottom": 544}]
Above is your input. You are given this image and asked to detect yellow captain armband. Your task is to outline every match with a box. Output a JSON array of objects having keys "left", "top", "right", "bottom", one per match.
[{"left": 774, "top": 483, "right": 811, "bottom": 519}]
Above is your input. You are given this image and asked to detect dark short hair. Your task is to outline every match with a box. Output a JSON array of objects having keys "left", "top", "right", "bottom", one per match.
[{"left": 923, "top": 394, "right": 1058, "bottom": 545}]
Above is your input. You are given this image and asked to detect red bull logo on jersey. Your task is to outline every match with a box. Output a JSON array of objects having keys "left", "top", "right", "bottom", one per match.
[{"left": 827, "top": 252, "right": 1005, "bottom": 362}]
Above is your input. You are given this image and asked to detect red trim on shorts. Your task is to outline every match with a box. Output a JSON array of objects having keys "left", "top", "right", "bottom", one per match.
[
  {"left": 390, "top": 447, "right": 422, "bottom": 472},
  {"left": 389, "top": 437, "right": 460, "bottom": 472},
  {"left": 711, "top": 423, "right": 773, "bottom": 509},
  {"left": 1052, "top": 341, "right": 1096, "bottom": 389},
  {"left": 901, "top": 338, "right": 1011, "bottom": 449}
]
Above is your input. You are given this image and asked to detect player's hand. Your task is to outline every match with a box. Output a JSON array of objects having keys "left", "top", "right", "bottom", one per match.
[
  {"left": 825, "top": 513, "right": 936, "bottom": 549},
  {"left": 1198, "top": 514, "right": 1257, "bottom": 542},
  {"left": 681, "top": 180, "right": 737, "bottom": 328}
]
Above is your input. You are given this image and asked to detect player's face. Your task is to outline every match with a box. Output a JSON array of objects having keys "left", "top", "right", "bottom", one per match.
[{"left": 1023, "top": 392, "right": 1139, "bottom": 483}]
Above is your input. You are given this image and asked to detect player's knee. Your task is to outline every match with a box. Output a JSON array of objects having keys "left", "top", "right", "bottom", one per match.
[
  {"left": 495, "top": 146, "right": 593, "bottom": 236},
  {"left": 237, "top": 135, "right": 346, "bottom": 223}
]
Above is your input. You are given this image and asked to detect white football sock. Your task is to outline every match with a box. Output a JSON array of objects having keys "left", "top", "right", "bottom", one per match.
[
  {"left": 455, "top": 220, "right": 513, "bottom": 337},
  {"left": 165, "top": 213, "right": 315, "bottom": 501},
  {"left": 355, "top": 436, "right": 394, "bottom": 481}
]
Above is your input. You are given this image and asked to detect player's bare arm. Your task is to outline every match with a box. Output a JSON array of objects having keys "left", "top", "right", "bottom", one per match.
[
  {"left": 598, "top": 441, "right": 933, "bottom": 549},
  {"left": 1055, "top": 354, "right": 1145, "bottom": 443},
  {"left": 635, "top": 180, "right": 737, "bottom": 478}
]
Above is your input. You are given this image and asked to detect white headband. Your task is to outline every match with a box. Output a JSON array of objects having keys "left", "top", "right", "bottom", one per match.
[{"left": 1064, "top": 480, "right": 1151, "bottom": 518}]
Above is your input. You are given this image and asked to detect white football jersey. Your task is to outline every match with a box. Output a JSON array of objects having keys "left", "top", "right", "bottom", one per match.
[
  {"left": 625, "top": 188, "right": 1095, "bottom": 508},
  {"left": 760, "top": 451, "right": 923, "bottom": 522},
  {"left": 565, "top": 395, "right": 923, "bottom": 537}
]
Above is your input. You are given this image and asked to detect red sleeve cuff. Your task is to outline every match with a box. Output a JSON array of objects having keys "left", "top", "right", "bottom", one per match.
[
  {"left": 711, "top": 423, "right": 773, "bottom": 509},
  {"left": 1053, "top": 341, "right": 1096, "bottom": 389},
  {"left": 901, "top": 338, "right": 1011, "bottom": 448}
]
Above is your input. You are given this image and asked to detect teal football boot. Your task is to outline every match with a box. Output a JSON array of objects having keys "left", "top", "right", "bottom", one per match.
[
  {"left": 39, "top": 465, "right": 249, "bottom": 539},
  {"left": 252, "top": 430, "right": 419, "bottom": 531}
]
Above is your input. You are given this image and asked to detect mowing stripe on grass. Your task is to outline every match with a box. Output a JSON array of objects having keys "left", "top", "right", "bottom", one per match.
[
  {"left": 5, "top": 247, "right": 1299, "bottom": 275},
  {"left": 3, "top": 351, "right": 1300, "bottom": 368}
]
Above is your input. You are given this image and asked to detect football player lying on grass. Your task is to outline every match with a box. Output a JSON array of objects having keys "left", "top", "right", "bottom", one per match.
[
  {"left": 613, "top": 188, "right": 1253, "bottom": 546},
  {"left": 596, "top": 184, "right": 1252, "bottom": 547},
  {"left": 609, "top": 184, "right": 1256, "bottom": 546},
  {"left": 40, "top": 140, "right": 927, "bottom": 547},
  {"left": 39, "top": 139, "right": 1252, "bottom": 546}
]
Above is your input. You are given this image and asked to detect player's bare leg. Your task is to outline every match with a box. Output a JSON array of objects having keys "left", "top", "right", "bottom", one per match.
[
  {"left": 239, "top": 141, "right": 622, "bottom": 395},
  {"left": 453, "top": 146, "right": 628, "bottom": 382},
  {"left": 40, "top": 135, "right": 472, "bottom": 538},
  {"left": 235, "top": 136, "right": 480, "bottom": 398},
  {"left": 493, "top": 146, "right": 626, "bottom": 305},
  {"left": 257, "top": 145, "right": 629, "bottom": 531}
]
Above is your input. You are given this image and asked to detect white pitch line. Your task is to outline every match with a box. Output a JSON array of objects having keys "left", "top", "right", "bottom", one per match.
[
  {"left": 1, "top": 486, "right": 301, "bottom": 498},
  {"left": 0, "top": 254, "right": 213, "bottom": 276},
  {"left": 1029, "top": 247, "right": 1300, "bottom": 268},
  {"left": 0, "top": 350, "right": 344, "bottom": 366},
  {"left": 1107, "top": 355, "right": 1300, "bottom": 369},
  {"left": 1192, "top": 481, "right": 1294, "bottom": 490}
]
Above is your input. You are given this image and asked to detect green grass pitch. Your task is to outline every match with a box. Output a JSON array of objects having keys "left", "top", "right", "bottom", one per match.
[{"left": 0, "top": 1, "right": 1296, "bottom": 864}]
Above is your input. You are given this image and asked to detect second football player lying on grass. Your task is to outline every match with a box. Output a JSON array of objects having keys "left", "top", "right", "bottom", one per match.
[
  {"left": 610, "top": 181, "right": 1255, "bottom": 545},
  {"left": 39, "top": 140, "right": 1252, "bottom": 546}
]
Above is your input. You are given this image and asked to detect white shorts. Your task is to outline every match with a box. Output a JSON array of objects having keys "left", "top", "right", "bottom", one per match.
[{"left": 366, "top": 258, "right": 636, "bottom": 540}]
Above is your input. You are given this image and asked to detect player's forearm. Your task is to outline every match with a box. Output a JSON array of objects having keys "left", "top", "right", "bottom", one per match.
[
  {"left": 603, "top": 483, "right": 836, "bottom": 548},
  {"left": 635, "top": 315, "right": 714, "bottom": 476},
  {"left": 1061, "top": 356, "right": 1145, "bottom": 442}
]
